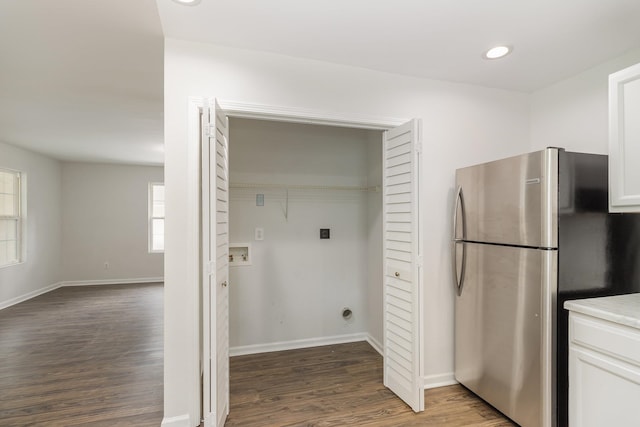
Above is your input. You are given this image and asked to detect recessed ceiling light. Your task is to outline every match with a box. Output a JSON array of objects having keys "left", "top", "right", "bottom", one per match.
[
  {"left": 483, "top": 46, "right": 512, "bottom": 60},
  {"left": 172, "top": 0, "right": 201, "bottom": 5}
]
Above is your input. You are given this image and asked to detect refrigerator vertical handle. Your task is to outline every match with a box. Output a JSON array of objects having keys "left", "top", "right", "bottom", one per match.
[{"left": 452, "top": 186, "right": 467, "bottom": 296}]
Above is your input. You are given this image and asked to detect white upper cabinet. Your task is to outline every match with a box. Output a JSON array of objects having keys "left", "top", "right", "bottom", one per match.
[{"left": 609, "top": 62, "right": 640, "bottom": 212}]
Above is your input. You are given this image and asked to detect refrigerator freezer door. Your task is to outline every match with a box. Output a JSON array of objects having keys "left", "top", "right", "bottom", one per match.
[
  {"left": 455, "top": 149, "right": 558, "bottom": 248},
  {"left": 455, "top": 242, "right": 556, "bottom": 427}
]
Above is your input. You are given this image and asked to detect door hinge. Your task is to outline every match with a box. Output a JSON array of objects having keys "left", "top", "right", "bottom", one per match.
[
  {"left": 206, "top": 261, "right": 216, "bottom": 275},
  {"left": 204, "top": 124, "right": 215, "bottom": 138},
  {"left": 415, "top": 142, "right": 422, "bottom": 154},
  {"left": 416, "top": 255, "right": 424, "bottom": 268}
]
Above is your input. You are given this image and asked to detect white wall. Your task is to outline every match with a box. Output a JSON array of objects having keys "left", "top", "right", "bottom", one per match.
[
  {"left": 531, "top": 48, "right": 640, "bottom": 153},
  {"left": 0, "top": 145, "right": 165, "bottom": 308},
  {"left": 366, "top": 130, "right": 383, "bottom": 349},
  {"left": 0, "top": 142, "right": 62, "bottom": 308},
  {"left": 164, "top": 39, "right": 531, "bottom": 423},
  {"left": 228, "top": 119, "right": 372, "bottom": 350},
  {"left": 61, "top": 162, "right": 164, "bottom": 282}
]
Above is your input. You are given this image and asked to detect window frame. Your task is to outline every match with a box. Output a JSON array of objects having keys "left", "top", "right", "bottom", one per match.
[
  {"left": 0, "top": 168, "right": 24, "bottom": 269},
  {"left": 148, "top": 182, "right": 165, "bottom": 254}
]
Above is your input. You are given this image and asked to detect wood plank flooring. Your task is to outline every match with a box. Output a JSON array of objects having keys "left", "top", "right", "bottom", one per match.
[
  {"left": 227, "top": 341, "right": 516, "bottom": 426},
  {"left": 1, "top": 284, "right": 514, "bottom": 426},
  {"left": 0, "top": 283, "right": 164, "bottom": 427}
]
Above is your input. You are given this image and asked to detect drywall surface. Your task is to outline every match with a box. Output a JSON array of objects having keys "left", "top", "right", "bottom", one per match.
[
  {"left": 228, "top": 119, "right": 371, "bottom": 349},
  {"left": 0, "top": 142, "right": 62, "bottom": 307},
  {"left": 531, "top": 48, "right": 640, "bottom": 154},
  {"left": 366, "top": 130, "right": 383, "bottom": 349},
  {"left": 164, "top": 39, "right": 531, "bottom": 420},
  {"left": 61, "top": 162, "right": 164, "bottom": 282}
]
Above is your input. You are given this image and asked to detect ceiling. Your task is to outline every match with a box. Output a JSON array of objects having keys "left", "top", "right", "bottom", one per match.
[
  {"left": 157, "top": 0, "right": 640, "bottom": 92},
  {"left": 0, "top": 0, "right": 164, "bottom": 165},
  {"left": 2, "top": 0, "right": 640, "bottom": 165}
]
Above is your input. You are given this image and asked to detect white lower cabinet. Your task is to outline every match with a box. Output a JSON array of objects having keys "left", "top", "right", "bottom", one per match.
[{"left": 568, "top": 311, "right": 640, "bottom": 427}]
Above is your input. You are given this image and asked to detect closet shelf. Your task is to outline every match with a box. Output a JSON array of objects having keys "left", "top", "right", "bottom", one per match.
[
  {"left": 229, "top": 182, "right": 380, "bottom": 222},
  {"left": 230, "top": 182, "right": 379, "bottom": 192}
]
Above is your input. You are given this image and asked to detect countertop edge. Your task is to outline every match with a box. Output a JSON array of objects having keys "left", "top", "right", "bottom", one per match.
[{"left": 564, "top": 293, "right": 640, "bottom": 330}]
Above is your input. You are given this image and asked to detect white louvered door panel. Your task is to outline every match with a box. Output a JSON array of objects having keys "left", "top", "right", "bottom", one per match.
[
  {"left": 213, "top": 100, "right": 230, "bottom": 427},
  {"left": 202, "top": 99, "right": 230, "bottom": 427},
  {"left": 382, "top": 119, "right": 424, "bottom": 413}
]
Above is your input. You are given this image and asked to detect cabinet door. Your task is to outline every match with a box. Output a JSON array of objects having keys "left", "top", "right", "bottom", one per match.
[
  {"left": 568, "top": 313, "right": 640, "bottom": 427},
  {"left": 609, "top": 62, "right": 640, "bottom": 212},
  {"left": 569, "top": 346, "right": 640, "bottom": 427}
]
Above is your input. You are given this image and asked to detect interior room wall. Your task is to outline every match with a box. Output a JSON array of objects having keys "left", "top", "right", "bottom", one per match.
[
  {"left": 164, "top": 39, "right": 531, "bottom": 423},
  {"left": 228, "top": 118, "right": 371, "bottom": 353},
  {"left": 0, "top": 142, "right": 62, "bottom": 308},
  {"left": 531, "top": 48, "right": 640, "bottom": 154},
  {"left": 366, "top": 130, "right": 383, "bottom": 351},
  {"left": 61, "top": 162, "right": 164, "bottom": 283}
]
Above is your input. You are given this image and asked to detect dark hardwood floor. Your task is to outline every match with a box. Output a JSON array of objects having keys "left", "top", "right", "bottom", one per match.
[
  {"left": 1, "top": 284, "right": 513, "bottom": 426},
  {"left": 0, "top": 283, "right": 164, "bottom": 426},
  {"left": 227, "top": 341, "right": 515, "bottom": 426}
]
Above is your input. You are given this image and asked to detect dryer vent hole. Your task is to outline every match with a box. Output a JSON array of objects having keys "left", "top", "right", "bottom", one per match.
[{"left": 342, "top": 308, "right": 353, "bottom": 320}]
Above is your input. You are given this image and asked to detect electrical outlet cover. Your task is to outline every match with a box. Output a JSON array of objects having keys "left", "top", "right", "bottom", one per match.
[{"left": 255, "top": 227, "right": 264, "bottom": 241}]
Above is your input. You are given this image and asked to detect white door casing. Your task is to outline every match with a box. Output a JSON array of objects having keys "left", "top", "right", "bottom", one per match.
[
  {"left": 197, "top": 101, "right": 422, "bottom": 421},
  {"left": 382, "top": 119, "right": 424, "bottom": 412},
  {"left": 202, "top": 99, "right": 230, "bottom": 427}
]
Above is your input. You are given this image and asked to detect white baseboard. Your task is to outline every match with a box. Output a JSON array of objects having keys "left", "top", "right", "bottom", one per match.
[
  {"left": 231, "top": 334, "right": 456, "bottom": 392},
  {"left": 0, "top": 282, "right": 63, "bottom": 311},
  {"left": 366, "top": 334, "right": 383, "bottom": 356},
  {"left": 230, "top": 332, "right": 369, "bottom": 356},
  {"left": 361, "top": 337, "right": 455, "bottom": 390},
  {"left": 60, "top": 277, "right": 164, "bottom": 287},
  {"left": 423, "top": 372, "right": 457, "bottom": 389},
  {"left": 161, "top": 414, "right": 191, "bottom": 427}
]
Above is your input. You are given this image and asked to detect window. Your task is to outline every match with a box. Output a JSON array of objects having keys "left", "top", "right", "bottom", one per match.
[
  {"left": 0, "top": 169, "right": 23, "bottom": 267},
  {"left": 149, "top": 183, "right": 165, "bottom": 253}
]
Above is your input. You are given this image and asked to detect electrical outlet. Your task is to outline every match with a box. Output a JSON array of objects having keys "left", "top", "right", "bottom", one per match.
[{"left": 255, "top": 228, "right": 264, "bottom": 241}]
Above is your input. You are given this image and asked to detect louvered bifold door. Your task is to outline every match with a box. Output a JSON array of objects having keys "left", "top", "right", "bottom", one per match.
[
  {"left": 213, "top": 100, "right": 230, "bottom": 427},
  {"left": 382, "top": 119, "right": 424, "bottom": 412},
  {"left": 202, "top": 99, "right": 230, "bottom": 427}
]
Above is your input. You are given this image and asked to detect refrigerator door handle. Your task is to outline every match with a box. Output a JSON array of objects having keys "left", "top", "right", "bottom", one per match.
[{"left": 452, "top": 186, "right": 467, "bottom": 296}]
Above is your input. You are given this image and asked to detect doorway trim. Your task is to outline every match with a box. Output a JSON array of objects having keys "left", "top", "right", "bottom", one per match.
[
  {"left": 185, "top": 97, "right": 416, "bottom": 423},
  {"left": 217, "top": 100, "right": 408, "bottom": 130}
]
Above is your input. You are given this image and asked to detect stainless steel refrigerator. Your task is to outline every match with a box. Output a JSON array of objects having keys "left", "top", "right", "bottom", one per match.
[{"left": 452, "top": 147, "right": 640, "bottom": 427}]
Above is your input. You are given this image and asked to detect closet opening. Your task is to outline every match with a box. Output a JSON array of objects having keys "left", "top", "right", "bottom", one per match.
[
  {"left": 227, "top": 117, "right": 385, "bottom": 358},
  {"left": 197, "top": 99, "right": 423, "bottom": 424}
]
